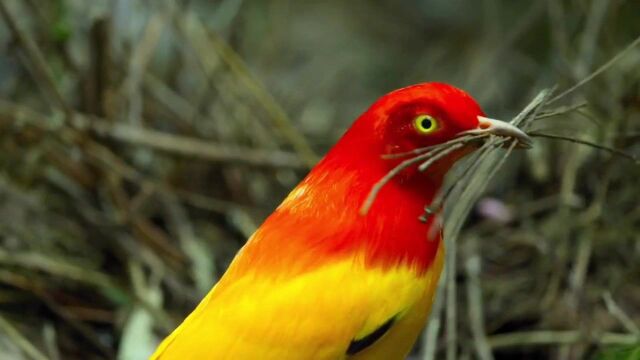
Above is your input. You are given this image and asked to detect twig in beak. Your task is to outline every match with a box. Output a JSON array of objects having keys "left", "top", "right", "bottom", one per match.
[
  {"left": 529, "top": 132, "right": 639, "bottom": 163},
  {"left": 423, "top": 138, "right": 505, "bottom": 216},
  {"left": 382, "top": 134, "right": 489, "bottom": 159},
  {"left": 418, "top": 143, "right": 464, "bottom": 172},
  {"left": 361, "top": 142, "right": 467, "bottom": 215}
]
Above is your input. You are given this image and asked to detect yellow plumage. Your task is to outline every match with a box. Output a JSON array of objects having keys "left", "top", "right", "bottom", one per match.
[{"left": 151, "top": 243, "right": 443, "bottom": 359}]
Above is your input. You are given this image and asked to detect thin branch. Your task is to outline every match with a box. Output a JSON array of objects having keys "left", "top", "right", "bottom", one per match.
[
  {"left": 90, "top": 116, "right": 305, "bottom": 168},
  {"left": 548, "top": 34, "right": 640, "bottom": 104},
  {"left": 534, "top": 102, "right": 588, "bottom": 120},
  {"left": 425, "top": 138, "right": 505, "bottom": 220},
  {"left": 0, "top": 0, "right": 72, "bottom": 116},
  {"left": 465, "top": 248, "right": 494, "bottom": 360},
  {"left": 0, "top": 314, "right": 49, "bottom": 360},
  {"left": 445, "top": 229, "right": 457, "bottom": 360},
  {"left": 529, "top": 132, "right": 639, "bottom": 163},
  {"left": 433, "top": 89, "right": 552, "bottom": 359},
  {"left": 422, "top": 271, "right": 446, "bottom": 360},
  {"left": 603, "top": 292, "right": 640, "bottom": 335},
  {"left": 0, "top": 100, "right": 305, "bottom": 168},
  {"left": 177, "top": 11, "right": 319, "bottom": 167},
  {"left": 360, "top": 143, "right": 464, "bottom": 215},
  {"left": 436, "top": 137, "right": 504, "bottom": 238},
  {"left": 516, "top": 88, "right": 556, "bottom": 129},
  {"left": 418, "top": 143, "right": 464, "bottom": 172},
  {"left": 488, "top": 330, "right": 639, "bottom": 349},
  {"left": 383, "top": 134, "right": 487, "bottom": 159}
]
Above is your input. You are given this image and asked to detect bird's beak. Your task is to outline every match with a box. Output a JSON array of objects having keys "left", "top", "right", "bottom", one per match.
[{"left": 461, "top": 116, "right": 533, "bottom": 148}]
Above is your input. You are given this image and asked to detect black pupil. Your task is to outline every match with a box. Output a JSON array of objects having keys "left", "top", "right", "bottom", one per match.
[{"left": 421, "top": 118, "right": 433, "bottom": 129}]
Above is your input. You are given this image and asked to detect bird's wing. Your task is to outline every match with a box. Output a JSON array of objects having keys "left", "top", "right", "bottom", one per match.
[{"left": 151, "top": 243, "right": 444, "bottom": 360}]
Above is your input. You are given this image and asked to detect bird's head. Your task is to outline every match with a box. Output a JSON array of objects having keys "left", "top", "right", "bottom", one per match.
[
  {"left": 374, "top": 83, "right": 531, "bottom": 151},
  {"left": 331, "top": 82, "right": 531, "bottom": 185},
  {"left": 276, "top": 82, "right": 532, "bottom": 270}
]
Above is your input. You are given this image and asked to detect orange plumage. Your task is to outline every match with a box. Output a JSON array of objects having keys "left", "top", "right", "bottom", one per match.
[{"left": 151, "top": 82, "right": 531, "bottom": 359}]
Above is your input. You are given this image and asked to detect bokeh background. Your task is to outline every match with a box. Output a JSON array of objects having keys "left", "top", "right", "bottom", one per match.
[{"left": 0, "top": 0, "right": 639, "bottom": 359}]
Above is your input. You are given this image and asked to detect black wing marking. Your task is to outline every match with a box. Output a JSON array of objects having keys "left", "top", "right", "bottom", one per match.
[{"left": 346, "top": 315, "right": 397, "bottom": 356}]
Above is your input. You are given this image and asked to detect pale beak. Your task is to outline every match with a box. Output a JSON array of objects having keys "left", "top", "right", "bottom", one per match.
[{"left": 462, "top": 116, "right": 533, "bottom": 148}]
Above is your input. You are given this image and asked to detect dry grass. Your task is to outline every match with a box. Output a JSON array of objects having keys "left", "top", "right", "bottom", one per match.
[{"left": 0, "top": 1, "right": 639, "bottom": 359}]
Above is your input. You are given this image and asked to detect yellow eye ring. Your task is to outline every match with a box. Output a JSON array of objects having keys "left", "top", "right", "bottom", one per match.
[{"left": 414, "top": 115, "right": 439, "bottom": 134}]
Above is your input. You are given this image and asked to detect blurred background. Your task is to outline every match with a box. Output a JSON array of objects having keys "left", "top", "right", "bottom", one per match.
[{"left": 0, "top": 0, "right": 639, "bottom": 359}]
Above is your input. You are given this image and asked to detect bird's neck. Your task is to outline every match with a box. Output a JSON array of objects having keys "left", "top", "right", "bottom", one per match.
[{"left": 272, "top": 133, "right": 444, "bottom": 274}]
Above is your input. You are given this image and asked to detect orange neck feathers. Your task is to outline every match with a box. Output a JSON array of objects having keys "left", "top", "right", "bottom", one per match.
[{"left": 234, "top": 117, "right": 447, "bottom": 278}]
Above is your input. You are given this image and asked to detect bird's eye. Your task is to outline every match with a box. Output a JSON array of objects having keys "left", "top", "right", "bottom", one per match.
[{"left": 414, "top": 115, "right": 439, "bottom": 134}]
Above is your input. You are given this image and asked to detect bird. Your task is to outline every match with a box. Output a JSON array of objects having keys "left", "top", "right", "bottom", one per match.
[{"left": 150, "top": 82, "right": 531, "bottom": 360}]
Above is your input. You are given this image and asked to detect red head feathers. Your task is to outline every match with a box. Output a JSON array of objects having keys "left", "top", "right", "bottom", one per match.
[{"left": 226, "top": 82, "right": 530, "bottom": 277}]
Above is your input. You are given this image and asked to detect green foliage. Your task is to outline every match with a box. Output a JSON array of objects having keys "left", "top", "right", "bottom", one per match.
[
  {"left": 595, "top": 344, "right": 640, "bottom": 360},
  {"left": 52, "top": 0, "right": 71, "bottom": 42}
]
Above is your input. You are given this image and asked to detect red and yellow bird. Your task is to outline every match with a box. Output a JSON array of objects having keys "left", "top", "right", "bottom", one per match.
[{"left": 151, "top": 83, "right": 531, "bottom": 359}]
